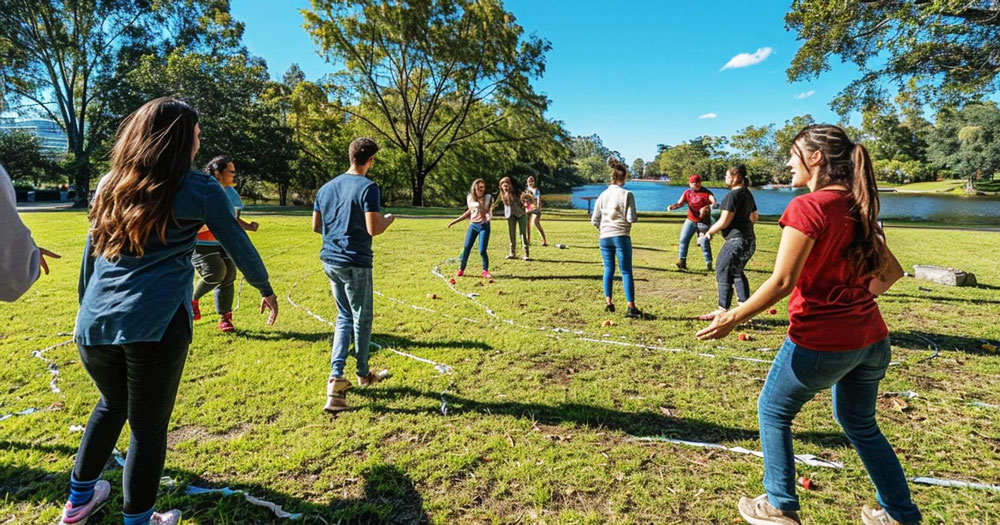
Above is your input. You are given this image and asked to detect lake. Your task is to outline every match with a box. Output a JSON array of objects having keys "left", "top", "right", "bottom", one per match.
[{"left": 570, "top": 182, "right": 1000, "bottom": 224}]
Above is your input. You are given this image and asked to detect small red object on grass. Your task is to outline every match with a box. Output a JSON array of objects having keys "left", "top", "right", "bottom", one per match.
[
  {"left": 738, "top": 333, "right": 749, "bottom": 341},
  {"left": 768, "top": 308, "right": 777, "bottom": 315},
  {"left": 797, "top": 476, "right": 814, "bottom": 490},
  {"left": 449, "top": 278, "right": 456, "bottom": 285}
]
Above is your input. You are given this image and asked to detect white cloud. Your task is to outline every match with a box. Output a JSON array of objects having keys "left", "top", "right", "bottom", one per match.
[
  {"left": 698, "top": 113, "right": 717, "bottom": 119},
  {"left": 796, "top": 90, "right": 816, "bottom": 100},
  {"left": 720, "top": 47, "right": 773, "bottom": 70}
]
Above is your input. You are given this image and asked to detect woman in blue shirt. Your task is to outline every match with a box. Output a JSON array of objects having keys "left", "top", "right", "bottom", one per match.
[
  {"left": 62, "top": 98, "right": 278, "bottom": 525},
  {"left": 191, "top": 155, "right": 259, "bottom": 332}
]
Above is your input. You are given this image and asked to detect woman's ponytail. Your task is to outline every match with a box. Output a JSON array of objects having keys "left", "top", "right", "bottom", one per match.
[{"left": 848, "top": 143, "right": 888, "bottom": 278}]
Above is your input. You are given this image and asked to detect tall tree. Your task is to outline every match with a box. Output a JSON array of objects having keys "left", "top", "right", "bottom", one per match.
[
  {"left": 927, "top": 103, "right": 1000, "bottom": 186},
  {"left": 303, "top": 0, "right": 550, "bottom": 205},
  {"left": 631, "top": 158, "right": 645, "bottom": 179},
  {"left": 0, "top": 0, "right": 238, "bottom": 206},
  {"left": 0, "top": 130, "right": 58, "bottom": 187},
  {"left": 786, "top": 0, "right": 1000, "bottom": 113}
]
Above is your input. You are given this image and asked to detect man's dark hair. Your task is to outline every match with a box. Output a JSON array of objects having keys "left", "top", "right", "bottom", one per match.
[{"left": 349, "top": 137, "right": 379, "bottom": 165}]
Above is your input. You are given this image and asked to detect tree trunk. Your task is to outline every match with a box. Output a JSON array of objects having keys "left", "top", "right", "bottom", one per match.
[
  {"left": 411, "top": 171, "right": 425, "bottom": 206},
  {"left": 71, "top": 155, "right": 92, "bottom": 208},
  {"left": 278, "top": 183, "right": 288, "bottom": 206}
]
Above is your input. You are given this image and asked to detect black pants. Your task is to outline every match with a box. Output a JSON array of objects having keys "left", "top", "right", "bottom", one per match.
[
  {"left": 716, "top": 235, "right": 756, "bottom": 309},
  {"left": 72, "top": 306, "right": 190, "bottom": 513}
]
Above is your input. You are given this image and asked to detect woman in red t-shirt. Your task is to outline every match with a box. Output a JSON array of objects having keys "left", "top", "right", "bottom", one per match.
[{"left": 697, "top": 125, "right": 920, "bottom": 525}]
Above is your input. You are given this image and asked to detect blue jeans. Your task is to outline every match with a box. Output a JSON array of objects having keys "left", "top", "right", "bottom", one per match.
[
  {"left": 599, "top": 235, "right": 634, "bottom": 303},
  {"left": 323, "top": 264, "right": 373, "bottom": 379},
  {"left": 716, "top": 235, "right": 755, "bottom": 308},
  {"left": 758, "top": 338, "right": 921, "bottom": 522},
  {"left": 459, "top": 222, "right": 490, "bottom": 271},
  {"left": 678, "top": 219, "right": 712, "bottom": 263}
]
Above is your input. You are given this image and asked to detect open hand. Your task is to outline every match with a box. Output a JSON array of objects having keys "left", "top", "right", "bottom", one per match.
[
  {"left": 248, "top": 221, "right": 260, "bottom": 232},
  {"left": 38, "top": 247, "right": 61, "bottom": 275},
  {"left": 695, "top": 311, "right": 737, "bottom": 340},
  {"left": 260, "top": 294, "right": 279, "bottom": 325}
]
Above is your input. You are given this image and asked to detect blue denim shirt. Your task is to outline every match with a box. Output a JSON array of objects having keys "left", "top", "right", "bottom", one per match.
[{"left": 76, "top": 171, "right": 273, "bottom": 345}]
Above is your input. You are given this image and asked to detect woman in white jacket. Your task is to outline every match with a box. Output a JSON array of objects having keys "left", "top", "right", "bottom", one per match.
[
  {"left": 591, "top": 159, "right": 642, "bottom": 318},
  {"left": 0, "top": 163, "right": 59, "bottom": 302}
]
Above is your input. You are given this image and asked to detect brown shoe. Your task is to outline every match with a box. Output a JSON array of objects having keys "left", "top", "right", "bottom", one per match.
[
  {"left": 323, "top": 377, "right": 353, "bottom": 413},
  {"left": 357, "top": 369, "right": 391, "bottom": 388},
  {"left": 675, "top": 258, "right": 687, "bottom": 270},
  {"left": 738, "top": 495, "right": 801, "bottom": 524}
]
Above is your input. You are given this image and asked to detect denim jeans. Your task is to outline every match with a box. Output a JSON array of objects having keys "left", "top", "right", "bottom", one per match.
[
  {"left": 72, "top": 306, "right": 190, "bottom": 514},
  {"left": 192, "top": 245, "right": 237, "bottom": 314},
  {"left": 323, "top": 263, "right": 374, "bottom": 379},
  {"left": 459, "top": 221, "right": 490, "bottom": 271},
  {"left": 715, "top": 235, "right": 755, "bottom": 308},
  {"left": 678, "top": 219, "right": 712, "bottom": 263},
  {"left": 599, "top": 235, "right": 634, "bottom": 303},
  {"left": 758, "top": 337, "right": 921, "bottom": 522}
]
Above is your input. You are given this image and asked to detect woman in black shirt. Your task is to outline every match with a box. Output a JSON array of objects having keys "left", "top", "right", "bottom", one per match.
[{"left": 699, "top": 165, "right": 758, "bottom": 320}]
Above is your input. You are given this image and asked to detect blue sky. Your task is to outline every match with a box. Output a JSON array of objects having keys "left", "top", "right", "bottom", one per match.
[{"left": 232, "top": 1, "right": 864, "bottom": 162}]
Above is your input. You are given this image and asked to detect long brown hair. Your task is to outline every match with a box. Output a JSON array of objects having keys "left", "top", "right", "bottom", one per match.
[
  {"left": 726, "top": 164, "right": 750, "bottom": 190},
  {"left": 791, "top": 124, "right": 887, "bottom": 278},
  {"left": 498, "top": 176, "right": 519, "bottom": 206},
  {"left": 89, "top": 97, "right": 199, "bottom": 259}
]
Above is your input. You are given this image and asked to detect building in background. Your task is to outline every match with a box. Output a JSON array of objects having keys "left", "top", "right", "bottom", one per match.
[{"left": 0, "top": 117, "right": 69, "bottom": 155}]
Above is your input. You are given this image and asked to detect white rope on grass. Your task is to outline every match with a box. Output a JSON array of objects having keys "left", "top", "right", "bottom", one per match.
[
  {"left": 627, "top": 436, "right": 844, "bottom": 469},
  {"left": 0, "top": 407, "right": 38, "bottom": 422},
  {"left": 911, "top": 477, "right": 1000, "bottom": 493},
  {"left": 30, "top": 339, "right": 73, "bottom": 394}
]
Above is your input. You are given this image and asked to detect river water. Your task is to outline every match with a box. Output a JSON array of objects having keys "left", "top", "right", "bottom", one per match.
[{"left": 570, "top": 182, "right": 1000, "bottom": 224}]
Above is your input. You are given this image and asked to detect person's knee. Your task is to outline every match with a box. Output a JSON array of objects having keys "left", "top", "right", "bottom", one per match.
[{"left": 834, "top": 406, "right": 878, "bottom": 438}]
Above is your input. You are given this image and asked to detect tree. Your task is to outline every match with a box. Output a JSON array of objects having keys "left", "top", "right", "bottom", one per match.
[
  {"left": 927, "top": 103, "right": 1000, "bottom": 186},
  {"left": 0, "top": 130, "right": 58, "bottom": 187},
  {"left": 631, "top": 158, "right": 645, "bottom": 179},
  {"left": 0, "top": 0, "right": 239, "bottom": 206},
  {"left": 786, "top": 0, "right": 1000, "bottom": 113},
  {"left": 303, "top": 0, "right": 551, "bottom": 205}
]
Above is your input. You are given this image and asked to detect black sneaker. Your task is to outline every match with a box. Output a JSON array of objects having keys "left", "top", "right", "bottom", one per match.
[
  {"left": 675, "top": 259, "right": 687, "bottom": 270},
  {"left": 625, "top": 306, "right": 644, "bottom": 319},
  {"left": 605, "top": 303, "right": 615, "bottom": 313},
  {"left": 706, "top": 261, "right": 713, "bottom": 271}
]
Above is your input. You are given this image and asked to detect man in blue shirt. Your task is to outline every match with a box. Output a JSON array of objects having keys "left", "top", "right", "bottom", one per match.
[{"left": 313, "top": 137, "right": 395, "bottom": 412}]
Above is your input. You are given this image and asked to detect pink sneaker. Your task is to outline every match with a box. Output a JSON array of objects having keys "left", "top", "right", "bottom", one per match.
[
  {"left": 150, "top": 510, "right": 182, "bottom": 524},
  {"left": 191, "top": 299, "right": 201, "bottom": 321},
  {"left": 481, "top": 271, "right": 493, "bottom": 279},
  {"left": 456, "top": 269, "right": 465, "bottom": 277},
  {"left": 218, "top": 312, "right": 235, "bottom": 332},
  {"left": 59, "top": 480, "right": 111, "bottom": 524}
]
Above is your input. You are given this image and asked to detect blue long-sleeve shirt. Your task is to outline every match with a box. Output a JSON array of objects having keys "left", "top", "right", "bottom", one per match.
[{"left": 76, "top": 171, "right": 273, "bottom": 345}]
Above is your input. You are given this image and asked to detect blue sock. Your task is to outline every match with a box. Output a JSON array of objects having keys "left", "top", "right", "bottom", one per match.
[
  {"left": 123, "top": 508, "right": 155, "bottom": 525},
  {"left": 68, "top": 473, "right": 99, "bottom": 506}
]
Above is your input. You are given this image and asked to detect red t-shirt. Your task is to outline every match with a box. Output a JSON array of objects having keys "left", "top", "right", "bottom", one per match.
[
  {"left": 681, "top": 188, "right": 714, "bottom": 223},
  {"left": 779, "top": 190, "right": 887, "bottom": 351}
]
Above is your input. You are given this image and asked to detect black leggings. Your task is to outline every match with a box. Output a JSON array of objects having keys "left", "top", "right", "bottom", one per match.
[
  {"left": 716, "top": 235, "right": 756, "bottom": 309},
  {"left": 72, "top": 306, "right": 190, "bottom": 513}
]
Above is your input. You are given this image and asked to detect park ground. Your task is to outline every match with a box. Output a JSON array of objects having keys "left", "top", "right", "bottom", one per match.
[{"left": 2, "top": 209, "right": 999, "bottom": 524}]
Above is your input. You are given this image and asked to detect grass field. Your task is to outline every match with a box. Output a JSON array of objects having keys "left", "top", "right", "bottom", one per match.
[{"left": 3, "top": 210, "right": 1000, "bottom": 524}]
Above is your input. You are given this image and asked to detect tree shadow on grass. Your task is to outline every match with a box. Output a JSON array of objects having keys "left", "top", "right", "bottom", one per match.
[
  {"left": 0, "top": 440, "right": 429, "bottom": 524},
  {"left": 373, "top": 333, "right": 492, "bottom": 352},
  {"left": 353, "top": 386, "right": 850, "bottom": 449},
  {"left": 881, "top": 292, "right": 1000, "bottom": 306},
  {"left": 235, "top": 330, "right": 332, "bottom": 343},
  {"left": 891, "top": 330, "right": 998, "bottom": 356}
]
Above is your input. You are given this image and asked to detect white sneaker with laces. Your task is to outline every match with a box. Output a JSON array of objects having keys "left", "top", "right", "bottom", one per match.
[
  {"left": 737, "top": 494, "right": 801, "bottom": 525},
  {"left": 150, "top": 509, "right": 182, "bottom": 524}
]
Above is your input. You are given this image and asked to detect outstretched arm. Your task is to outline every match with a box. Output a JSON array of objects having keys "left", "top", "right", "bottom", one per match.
[
  {"left": 448, "top": 210, "right": 471, "bottom": 228},
  {"left": 697, "top": 226, "right": 814, "bottom": 340}
]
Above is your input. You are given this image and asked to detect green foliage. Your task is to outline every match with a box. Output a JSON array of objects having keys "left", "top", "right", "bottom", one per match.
[
  {"left": 0, "top": 130, "right": 60, "bottom": 187},
  {"left": 927, "top": 102, "right": 1000, "bottom": 184},
  {"left": 786, "top": 0, "right": 1000, "bottom": 113},
  {"left": 302, "top": 0, "right": 558, "bottom": 205},
  {"left": 0, "top": 0, "right": 243, "bottom": 204},
  {"left": 650, "top": 135, "right": 731, "bottom": 184}
]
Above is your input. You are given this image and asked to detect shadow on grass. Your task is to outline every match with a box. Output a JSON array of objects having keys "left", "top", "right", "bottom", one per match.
[
  {"left": 892, "top": 330, "right": 997, "bottom": 356},
  {"left": 374, "top": 333, "right": 492, "bottom": 352},
  {"left": 234, "top": 330, "right": 332, "bottom": 343},
  {"left": 353, "top": 386, "right": 850, "bottom": 449},
  {"left": 882, "top": 292, "right": 1000, "bottom": 306},
  {"left": 0, "top": 440, "right": 429, "bottom": 524},
  {"left": 500, "top": 274, "right": 649, "bottom": 282}
]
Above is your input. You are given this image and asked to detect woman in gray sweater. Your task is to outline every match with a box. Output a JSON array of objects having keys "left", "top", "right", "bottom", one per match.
[
  {"left": 591, "top": 159, "right": 642, "bottom": 318},
  {"left": 0, "top": 163, "right": 59, "bottom": 302}
]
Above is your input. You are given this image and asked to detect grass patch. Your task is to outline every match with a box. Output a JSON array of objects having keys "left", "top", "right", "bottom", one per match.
[
  {"left": 895, "top": 180, "right": 966, "bottom": 193},
  {"left": 3, "top": 210, "right": 1000, "bottom": 523}
]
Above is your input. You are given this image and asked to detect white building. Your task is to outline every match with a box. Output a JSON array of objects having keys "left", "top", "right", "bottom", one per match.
[{"left": 0, "top": 117, "right": 69, "bottom": 155}]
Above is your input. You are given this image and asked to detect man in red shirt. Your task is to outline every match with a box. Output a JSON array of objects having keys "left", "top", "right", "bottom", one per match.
[{"left": 668, "top": 174, "right": 716, "bottom": 270}]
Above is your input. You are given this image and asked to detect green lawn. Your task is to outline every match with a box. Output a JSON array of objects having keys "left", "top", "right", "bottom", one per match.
[
  {"left": 895, "top": 180, "right": 966, "bottom": 193},
  {"left": 3, "top": 210, "right": 1000, "bottom": 523}
]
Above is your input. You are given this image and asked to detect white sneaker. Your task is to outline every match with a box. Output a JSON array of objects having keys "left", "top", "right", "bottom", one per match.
[
  {"left": 862, "top": 505, "right": 918, "bottom": 525},
  {"left": 738, "top": 495, "right": 801, "bottom": 525},
  {"left": 150, "top": 509, "right": 182, "bottom": 524}
]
